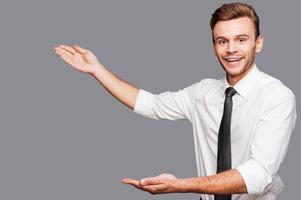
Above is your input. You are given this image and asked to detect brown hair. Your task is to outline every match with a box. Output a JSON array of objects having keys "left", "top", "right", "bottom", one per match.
[{"left": 210, "top": 3, "right": 260, "bottom": 39}]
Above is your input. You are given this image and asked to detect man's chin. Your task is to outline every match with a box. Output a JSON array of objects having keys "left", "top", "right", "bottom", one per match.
[
  {"left": 219, "top": 59, "right": 250, "bottom": 76},
  {"left": 223, "top": 65, "right": 243, "bottom": 75}
]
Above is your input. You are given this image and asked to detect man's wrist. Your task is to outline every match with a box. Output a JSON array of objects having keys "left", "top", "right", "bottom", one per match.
[
  {"left": 180, "top": 177, "right": 209, "bottom": 194},
  {"left": 90, "top": 63, "right": 106, "bottom": 77},
  {"left": 178, "top": 178, "right": 198, "bottom": 193}
]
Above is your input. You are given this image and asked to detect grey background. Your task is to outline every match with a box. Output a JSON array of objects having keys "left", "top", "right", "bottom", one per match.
[{"left": 0, "top": 0, "right": 299, "bottom": 199}]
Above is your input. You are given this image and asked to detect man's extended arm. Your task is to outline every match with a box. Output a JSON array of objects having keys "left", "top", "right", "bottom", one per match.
[
  {"left": 183, "top": 169, "right": 247, "bottom": 194},
  {"left": 55, "top": 44, "right": 195, "bottom": 120},
  {"left": 54, "top": 44, "right": 139, "bottom": 110},
  {"left": 91, "top": 62, "right": 139, "bottom": 110},
  {"left": 122, "top": 169, "right": 247, "bottom": 195}
]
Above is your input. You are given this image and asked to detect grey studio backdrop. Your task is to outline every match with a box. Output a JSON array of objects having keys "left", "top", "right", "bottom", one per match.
[{"left": 0, "top": 0, "right": 299, "bottom": 200}]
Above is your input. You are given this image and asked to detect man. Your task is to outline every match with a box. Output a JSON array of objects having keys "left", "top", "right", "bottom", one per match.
[{"left": 54, "top": 2, "right": 296, "bottom": 200}]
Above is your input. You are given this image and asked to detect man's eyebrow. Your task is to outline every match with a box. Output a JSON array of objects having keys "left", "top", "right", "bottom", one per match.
[
  {"left": 236, "top": 34, "right": 250, "bottom": 38},
  {"left": 215, "top": 36, "right": 228, "bottom": 41},
  {"left": 215, "top": 34, "right": 250, "bottom": 41}
]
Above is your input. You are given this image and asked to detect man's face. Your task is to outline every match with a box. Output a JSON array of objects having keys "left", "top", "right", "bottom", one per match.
[{"left": 213, "top": 17, "right": 263, "bottom": 84}]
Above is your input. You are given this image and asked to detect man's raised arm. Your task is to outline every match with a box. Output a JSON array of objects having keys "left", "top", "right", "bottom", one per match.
[{"left": 54, "top": 45, "right": 139, "bottom": 110}]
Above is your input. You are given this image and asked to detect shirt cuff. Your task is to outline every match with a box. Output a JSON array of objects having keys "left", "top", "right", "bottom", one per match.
[
  {"left": 235, "top": 159, "right": 273, "bottom": 194},
  {"left": 134, "top": 89, "right": 156, "bottom": 119}
]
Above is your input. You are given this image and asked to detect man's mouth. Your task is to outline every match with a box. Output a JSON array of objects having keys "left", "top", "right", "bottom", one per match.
[{"left": 224, "top": 56, "right": 243, "bottom": 63}]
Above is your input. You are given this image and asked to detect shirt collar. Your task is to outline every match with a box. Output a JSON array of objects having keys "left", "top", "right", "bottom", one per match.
[{"left": 222, "top": 64, "right": 261, "bottom": 100}]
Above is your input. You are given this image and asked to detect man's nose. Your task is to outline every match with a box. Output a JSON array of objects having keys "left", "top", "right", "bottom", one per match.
[{"left": 226, "top": 41, "right": 238, "bottom": 54}]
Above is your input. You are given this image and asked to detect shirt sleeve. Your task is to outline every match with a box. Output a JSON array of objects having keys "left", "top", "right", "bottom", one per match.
[
  {"left": 133, "top": 83, "right": 198, "bottom": 121},
  {"left": 235, "top": 89, "right": 297, "bottom": 194}
]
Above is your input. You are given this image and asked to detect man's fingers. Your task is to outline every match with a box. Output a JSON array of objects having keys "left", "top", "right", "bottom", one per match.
[
  {"left": 54, "top": 47, "right": 73, "bottom": 58},
  {"left": 123, "top": 177, "right": 172, "bottom": 195},
  {"left": 122, "top": 178, "right": 140, "bottom": 187},
  {"left": 122, "top": 178, "right": 152, "bottom": 191},
  {"left": 60, "top": 55, "right": 74, "bottom": 66},
  {"left": 74, "top": 45, "right": 88, "bottom": 54},
  {"left": 58, "top": 45, "right": 77, "bottom": 55}
]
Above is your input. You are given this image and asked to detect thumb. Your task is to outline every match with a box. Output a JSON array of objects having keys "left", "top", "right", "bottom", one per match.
[
  {"left": 140, "top": 177, "right": 160, "bottom": 185},
  {"left": 74, "top": 45, "right": 88, "bottom": 54}
]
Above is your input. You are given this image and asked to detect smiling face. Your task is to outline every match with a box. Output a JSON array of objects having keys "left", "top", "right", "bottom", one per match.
[{"left": 213, "top": 17, "right": 264, "bottom": 85}]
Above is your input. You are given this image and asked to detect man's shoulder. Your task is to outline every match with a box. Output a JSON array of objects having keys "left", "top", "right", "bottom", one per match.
[
  {"left": 258, "top": 71, "right": 295, "bottom": 103},
  {"left": 201, "top": 78, "right": 223, "bottom": 85},
  {"left": 181, "top": 78, "right": 223, "bottom": 101},
  {"left": 183, "top": 78, "right": 222, "bottom": 92}
]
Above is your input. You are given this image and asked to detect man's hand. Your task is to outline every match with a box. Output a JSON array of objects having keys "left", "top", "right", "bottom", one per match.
[
  {"left": 54, "top": 44, "right": 139, "bottom": 110},
  {"left": 54, "top": 44, "right": 104, "bottom": 75},
  {"left": 122, "top": 173, "right": 186, "bottom": 195},
  {"left": 122, "top": 170, "right": 247, "bottom": 195}
]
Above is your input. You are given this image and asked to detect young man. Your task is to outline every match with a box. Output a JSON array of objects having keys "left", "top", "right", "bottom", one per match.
[{"left": 54, "top": 3, "right": 296, "bottom": 200}]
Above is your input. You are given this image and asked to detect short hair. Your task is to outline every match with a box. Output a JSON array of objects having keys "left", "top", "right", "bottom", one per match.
[{"left": 210, "top": 2, "right": 260, "bottom": 39}]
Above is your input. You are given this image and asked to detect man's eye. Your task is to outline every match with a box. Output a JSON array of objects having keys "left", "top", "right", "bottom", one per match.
[
  {"left": 218, "top": 40, "right": 227, "bottom": 45},
  {"left": 238, "top": 38, "right": 247, "bottom": 43}
]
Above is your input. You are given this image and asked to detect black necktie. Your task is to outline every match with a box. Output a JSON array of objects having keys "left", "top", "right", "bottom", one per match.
[{"left": 214, "top": 87, "right": 236, "bottom": 200}]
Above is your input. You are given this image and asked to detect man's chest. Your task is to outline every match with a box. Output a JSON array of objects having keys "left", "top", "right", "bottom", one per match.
[{"left": 193, "top": 93, "right": 265, "bottom": 145}]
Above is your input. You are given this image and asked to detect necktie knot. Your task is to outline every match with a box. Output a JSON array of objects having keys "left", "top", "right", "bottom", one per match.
[{"left": 225, "top": 87, "right": 237, "bottom": 97}]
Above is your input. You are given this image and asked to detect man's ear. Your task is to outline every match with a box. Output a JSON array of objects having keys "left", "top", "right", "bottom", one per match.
[
  {"left": 211, "top": 33, "right": 218, "bottom": 56},
  {"left": 212, "top": 44, "right": 217, "bottom": 57},
  {"left": 255, "top": 34, "right": 264, "bottom": 53},
  {"left": 212, "top": 39, "right": 218, "bottom": 57}
]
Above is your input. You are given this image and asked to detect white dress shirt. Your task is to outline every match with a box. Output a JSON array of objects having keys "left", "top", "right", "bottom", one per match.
[{"left": 133, "top": 65, "right": 297, "bottom": 200}]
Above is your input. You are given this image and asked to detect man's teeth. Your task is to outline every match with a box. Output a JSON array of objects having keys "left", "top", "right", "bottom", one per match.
[{"left": 225, "top": 57, "right": 241, "bottom": 62}]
